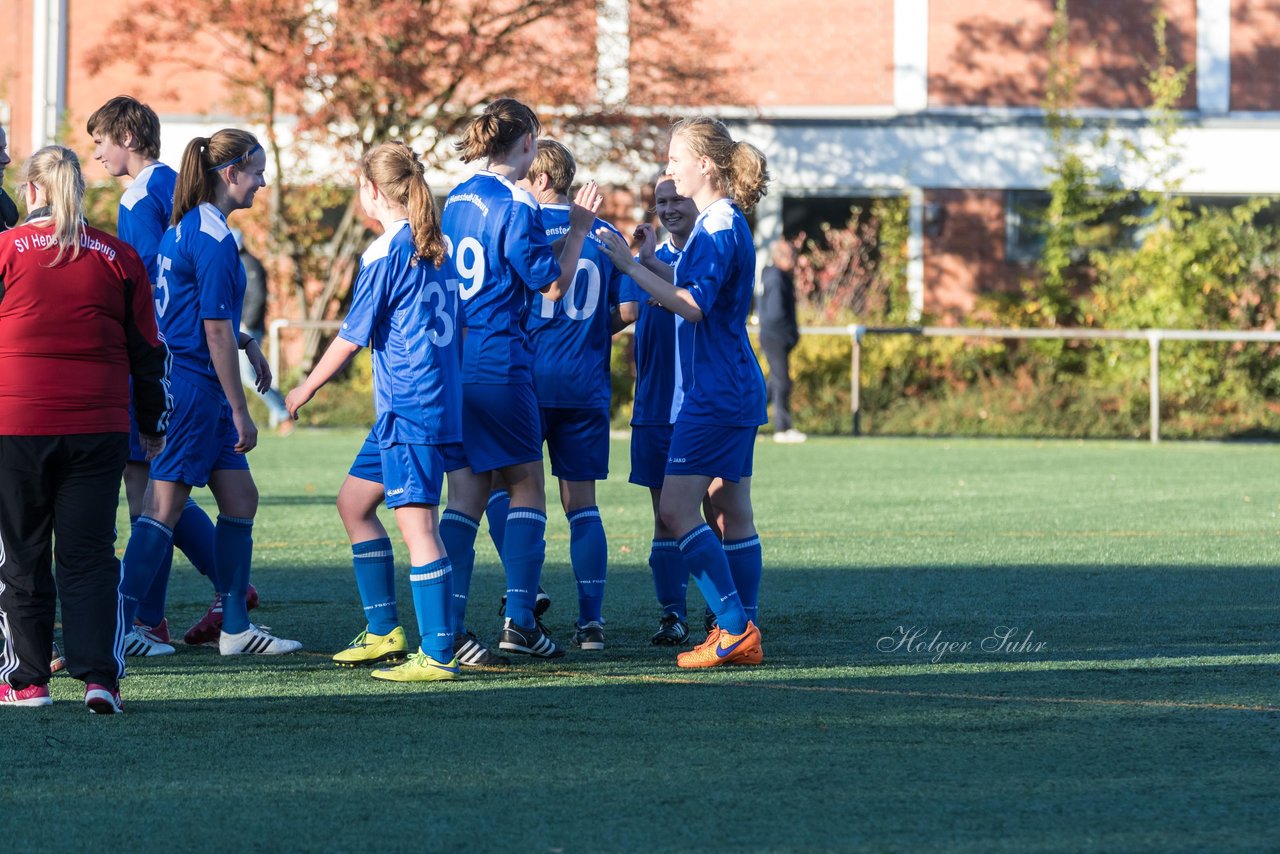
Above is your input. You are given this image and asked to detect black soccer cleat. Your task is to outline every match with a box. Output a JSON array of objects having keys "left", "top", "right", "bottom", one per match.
[
  {"left": 498, "top": 618, "right": 565, "bottom": 658},
  {"left": 650, "top": 613, "right": 690, "bottom": 646},
  {"left": 453, "top": 630, "right": 511, "bottom": 667},
  {"left": 571, "top": 620, "right": 605, "bottom": 651},
  {"left": 498, "top": 587, "right": 552, "bottom": 619}
]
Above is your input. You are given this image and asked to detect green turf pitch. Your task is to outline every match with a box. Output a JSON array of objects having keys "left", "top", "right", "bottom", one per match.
[{"left": 7, "top": 432, "right": 1279, "bottom": 851}]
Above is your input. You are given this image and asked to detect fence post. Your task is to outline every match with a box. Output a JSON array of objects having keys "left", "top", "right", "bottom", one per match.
[
  {"left": 269, "top": 318, "right": 288, "bottom": 391},
  {"left": 851, "top": 325, "right": 864, "bottom": 436},
  {"left": 1148, "top": 331, "right": 1161, "bottom": 444}
]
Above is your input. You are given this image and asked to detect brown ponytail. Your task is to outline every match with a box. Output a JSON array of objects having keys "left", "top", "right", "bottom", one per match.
[
  {"left": 23, "top": 145, "right": 85, "bottom": 266},
  {"left": 361, "top": 141, "right": 446, "bottom": 268},
  {"left": 454, "top": 98, "right": 541, "bottom": 163},
  {"left": 671, "top": 117, "right": 771, "bottom": 212},
  {"left": 171, "top": 129, "right": 261, "bottom": 226}
]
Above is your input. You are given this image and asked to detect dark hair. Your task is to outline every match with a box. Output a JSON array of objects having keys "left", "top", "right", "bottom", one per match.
[
  {"left": 527, "top": 139, "right": 576, "bottom": 196},
  {"left": 454, "top": 98, "right": 541, "bottom": 163},
  {"left": 671, "top": 116, "right": 770, "bottom": 212},
  {"left": 171, "top": 129, "right": 261, "bottom": 225},
  {"left": 360, "top": 141, "right": 446, "bottom": 268},
  {"left": 86, "top": 96, "right": 162, "bottom": 161}
]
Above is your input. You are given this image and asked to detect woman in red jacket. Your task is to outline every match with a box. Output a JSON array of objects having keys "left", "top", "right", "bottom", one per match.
[{"left": 0, "top": 145, "right": 170, "bottom": 714}]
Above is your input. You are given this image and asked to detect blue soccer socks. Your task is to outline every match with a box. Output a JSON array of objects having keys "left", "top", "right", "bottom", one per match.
[
  {"left": 352, "top": 538, "right": 398, "bottom": 636},
  {"left": 723, "top": 535, "right": 763, "bottom": 627},
  {"left": 216, "top": 515, "right": 255, "bottom": 635},
  {"left": 649, "top": 538, "right": 688, "bottom": 620},
  {"left": 486, "top": 489, "right": 510, "bottom": 555},
  {"left": 173, "top": 498, "right": 220, "bottom": 589},
  {"left": 678, "top": 524, "right": 748, "bottom": 636},
  {"left": 120, "top": 516, "right": 175, "bottom": 628},
  {"left": 567, "top": 506, "right": 607, "bottom": 626},
  {"left": 410, "top": 558, "right": 454, "bottom": 664},
  {"left": 440, "top": 509, "right": 480, "bottom": 634},
  {"left": 501, "top": 508, "right": 547, "bottom": 627}
]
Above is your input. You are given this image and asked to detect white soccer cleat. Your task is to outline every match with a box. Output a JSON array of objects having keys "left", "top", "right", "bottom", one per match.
[
  {"left": 772, "top": 428, "right": 808, "bottom": 444},
  {"left": 219, "top": 624, "right": 302, "bottom": 656},
  {"left": 122, "top": 626, "right": 176, "bottom": 657}
]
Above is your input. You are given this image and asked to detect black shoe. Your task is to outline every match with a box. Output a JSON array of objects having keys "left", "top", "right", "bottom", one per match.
[
  {"left": 498, "top": 618, "right": 565, "bottom": 658},
  {"left": 572, "top": 620, "right": 605, "bottom": 651},
  {"left": 650, "top": 614, "right": 690, "bottom": 646},
  {"left": 498, "top": 588, "right": 552, "bottom": 619},
  {"left": 453, "top": 631, "right": 510, "bottom": 666},
  {"left": 703, "top": 608, "right": 718, "bottom": 634}
]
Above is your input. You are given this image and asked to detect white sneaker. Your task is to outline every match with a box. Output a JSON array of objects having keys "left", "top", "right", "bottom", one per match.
[
  {"left": 219, "top": 623, "right": 302, "bottom": 656},
  {"left": 773, "top": 428, "right": 808, "bottom": 444},
  {"left": 122, "top": 626, "right": 176, "bottom": 657}
]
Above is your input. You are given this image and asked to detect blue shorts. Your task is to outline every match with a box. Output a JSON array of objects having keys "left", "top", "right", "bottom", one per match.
[
  {"left": 462, "top": 382, "right": 542, "bottom": 474},
  {"left": 350, "top": 430, "right": 470, "bottom": 487},
  {"left": 542, "top": 407, "right": 609, "bottom": 482},
  {"left": 348, "top": 430, "right": 382, "bottom": 482},
  {"left": 148, "top": 381, "right": 249, "bottom": 487},
  {"left": 630, "top": 424, "right": 673, "bottom": 488},
  {"left": 665, "top": 422, "right": 757, "bottom": 483},
  {"left": 127, "top": 409, "right": 146, "bottom": 463},
  {"left": 381, "top": 443, "right": 446, "bottom": 509}
]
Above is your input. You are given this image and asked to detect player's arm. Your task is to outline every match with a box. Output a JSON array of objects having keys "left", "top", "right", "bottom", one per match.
[
  {"left": 206, "top": 318, "right": 257, "bottom": 453},
  {"left": 237, "top": 329, "right": 272, "bottom": 393},
  {"left": 612, "top": 301, "right": 639, "bottom": 333},
  {"left": 541, "top": 181, "right": 604, "bottom": 302},
  {"left": 285, "top": 336, "right": 362, "bottom": 418},
  {"left": 595, "top": 227, "right": 702, "bottom": 322},
  {"left": 631, "top": 223, "right": 675, "bottom": 283},
  {"left": 122, "top": 255, "right": 171, "bottom": 459}
]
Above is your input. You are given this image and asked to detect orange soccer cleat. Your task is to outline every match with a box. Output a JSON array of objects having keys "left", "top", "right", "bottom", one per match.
[{"left": 676, "top": 621, "right": 763, "bottom": 669}]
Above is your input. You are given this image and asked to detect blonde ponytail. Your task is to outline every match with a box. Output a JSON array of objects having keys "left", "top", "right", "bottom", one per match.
[
  {"left": 671, "top": 117, "right": 771, "bottom": 212},
  {"left": 23, "top": 145, "right": 85, "bottom": 266}
]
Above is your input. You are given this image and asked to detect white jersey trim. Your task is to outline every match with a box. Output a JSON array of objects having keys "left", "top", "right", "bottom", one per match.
[
  {"left": 121, "top": 163, "right": 160, "bottom": 212},
  {"left": 197, "top": 204, "right": 233, "bottom": 242},
  {"left": 361, "top": 219, "right": 408, "bottom": 266}
]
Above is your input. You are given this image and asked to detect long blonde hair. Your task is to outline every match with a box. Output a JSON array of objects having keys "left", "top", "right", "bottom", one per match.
[
  {"left": 671, "top": 117, "right": 770, "bottom": 212},
  {"left": 23, "top": 145, "right": 86, "bottom": 266},
  {"left": 360, "top": 142, "right": 446, "bottom": 268}
]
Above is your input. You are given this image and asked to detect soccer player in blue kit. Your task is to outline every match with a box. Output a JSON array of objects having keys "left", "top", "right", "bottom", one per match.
[
  {"left": 87, "top": 96, "right": 252, "bottom": 655},
  {"left": 117, "top": 129, "right": 301, "bottom": 656},
  {"left": 597, "top": 117, "right": 769, "bottom": 668},
  {"left": 519, "top": 139, "right": 636, "bottom": 651},
  {"left": 286, "top": 142, "right": 460, "bottom": 681},
  {"left": 622, "top": 173, "right": 702, "bottom": 646},
  {"left": 438, "top": 98, "right": 603, "bottom": 659}
]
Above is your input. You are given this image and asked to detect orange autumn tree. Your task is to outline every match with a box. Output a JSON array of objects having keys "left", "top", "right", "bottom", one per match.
[{"left": 87, "top": 0, "right": 736, "bottom": 368}]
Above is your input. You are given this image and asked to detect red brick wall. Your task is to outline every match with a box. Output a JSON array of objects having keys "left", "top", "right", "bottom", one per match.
[
  {"left": 929, "top": 0, "right": 1197, "bottom": 108},
  {"left": 0, "top": 0, "right": 36, "bottom": 160},
  {"left": 1230, "top": 0, "right": 1280, "bottom": 110},
  {"left": 924, "top": 189, "right": 1023, "bottom": 317},
  {"left": 633, "top": 0, "right": 893, "bottom": 107}
]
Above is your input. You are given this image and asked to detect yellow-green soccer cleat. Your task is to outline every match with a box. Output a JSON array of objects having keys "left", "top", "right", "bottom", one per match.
[
  {"left": 332, "top": 627, "right": 409, "bottom": 668},
  {"left": 371, "top": 650, "right": 461, "bottom": 683}
]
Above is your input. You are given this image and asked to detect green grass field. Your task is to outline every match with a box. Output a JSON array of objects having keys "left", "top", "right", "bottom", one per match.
[{"left": 7, "top": 432, "right": 1280, "bottom": 851}]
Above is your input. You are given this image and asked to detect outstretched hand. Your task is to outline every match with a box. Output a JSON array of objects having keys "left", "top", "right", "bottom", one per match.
[
  {"left": 570, "top": 181, "right": 604, "bottom": 230},
  {"left": 595, "top": 226, "right": 632, "bottom": 266}
]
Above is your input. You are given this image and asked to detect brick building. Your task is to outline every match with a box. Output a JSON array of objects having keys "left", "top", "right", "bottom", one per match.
[{"left": 3, "top": 0, "right": 1279, "bottom": 318}]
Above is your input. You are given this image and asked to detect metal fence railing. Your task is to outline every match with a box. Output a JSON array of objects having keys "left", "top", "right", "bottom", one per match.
[
  {"left": 270, "top": 318, "right": 1280, "bottom": 444},
  {"left": 835, "top": 325, "right": 1280, "bottom": 443}
]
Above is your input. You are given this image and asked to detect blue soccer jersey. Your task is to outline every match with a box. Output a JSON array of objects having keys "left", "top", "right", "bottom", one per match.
[
  {"left": 155, "top": 203, "right": 246, "bottom": 395},
  {"left": 338, "top": 220, "right": 463, "bottom": 447},
  {"left": 118, "top": 162, "right": 177, "bottom": 284},
  {"left": 622, "top": 241, "right": 696, "bottom": 426},
  {"left": 441, "top": 171, "right": 560, "bottom": 384},
  {"left": 527, "top": 205, "right": 627, "bottom": 409},
  {"left": 671, "top": 199, "right": 767, "bottom": 427}
]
